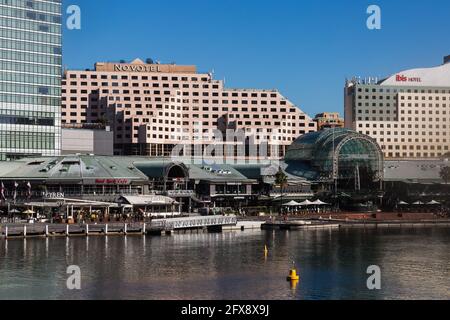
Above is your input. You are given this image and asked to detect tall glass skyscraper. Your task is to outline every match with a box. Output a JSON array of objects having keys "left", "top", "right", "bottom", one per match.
[{"left": 0, "top": 0, "right": 62, "bottom": 161}]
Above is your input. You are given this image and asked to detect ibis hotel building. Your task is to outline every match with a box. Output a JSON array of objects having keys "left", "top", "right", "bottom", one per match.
[
  {"left": 345, "top": 56, "right": 450, "bottom": 159},
  {"left": 61, "top": 59, "right": 317, "bottom": 159},
  {"left": 0, "top": 0, "right": 62, "bottom": 161}
]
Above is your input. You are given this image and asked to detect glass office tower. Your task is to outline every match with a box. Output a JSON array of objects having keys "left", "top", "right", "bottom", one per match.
[{"left": 0, "top": 0, "right": 62, "bottom": 161}]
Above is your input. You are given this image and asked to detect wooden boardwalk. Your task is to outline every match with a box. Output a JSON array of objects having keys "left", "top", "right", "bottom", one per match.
[{"left": 0, "top": 215, "right": 238, "bottom": 239}]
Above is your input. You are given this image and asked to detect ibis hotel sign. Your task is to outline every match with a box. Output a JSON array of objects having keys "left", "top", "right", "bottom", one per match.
[{"left": 395, "top": 74, "right": 422, "bottom": 83}]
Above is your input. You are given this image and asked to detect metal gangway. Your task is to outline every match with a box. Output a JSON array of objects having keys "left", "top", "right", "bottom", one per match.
[{"left": 151, "top": 215, "right": 237, "bottom": 231}]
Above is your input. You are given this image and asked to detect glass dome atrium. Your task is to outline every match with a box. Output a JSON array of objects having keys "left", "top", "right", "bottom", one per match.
[{"left": 284, "top": 128, "right": 384, "bottom": 183}]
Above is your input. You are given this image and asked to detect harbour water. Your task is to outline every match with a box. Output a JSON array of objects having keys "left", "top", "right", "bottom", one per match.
[{"left": 0, "top": 227, "right": 449, "bottom": 300}]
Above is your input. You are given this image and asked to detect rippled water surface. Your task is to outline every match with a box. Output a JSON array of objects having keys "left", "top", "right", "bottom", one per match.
[{"left": 0, "top": 227, "right": 449, "bottom": 300}]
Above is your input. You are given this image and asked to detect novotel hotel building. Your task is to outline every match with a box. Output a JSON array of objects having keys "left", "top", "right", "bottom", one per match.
[
  {"left": 62, "top": 59, "right": 317, "bottom": 160},
  {"left": 0, "top": 0, "right": 62, "bottom": 161},
  {"left": 345, "top": 56, "right": 450, "bottom": 159}
]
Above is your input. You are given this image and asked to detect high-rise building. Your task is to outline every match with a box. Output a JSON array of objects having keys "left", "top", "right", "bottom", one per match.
[
  {"left": 62, "top": 59, "right": 317, "bottom": 160},
  {"left": 344, "top": 56, "right": 450, "bottom": 159},
  {"left": 313, "top": 112, "right": 344, "bottom": 130},
  {"left": 0, "top": 0, "right": 62, "bottom": 161}
]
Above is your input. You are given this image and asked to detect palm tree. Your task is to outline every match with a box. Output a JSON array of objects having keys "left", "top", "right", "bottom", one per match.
[{"left": 275, "top": 168, "right": 288, "bottom": 215}]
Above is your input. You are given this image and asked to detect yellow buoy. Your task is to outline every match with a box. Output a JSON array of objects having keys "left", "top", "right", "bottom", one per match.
[
  {"left": 287, "top": 269, "right": 300, "bottom": 281},
  {"left": 290, "top": 279, "right": 299, "bottom": 290}
]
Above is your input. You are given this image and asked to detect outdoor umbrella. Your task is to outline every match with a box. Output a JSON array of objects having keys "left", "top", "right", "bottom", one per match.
[
  {"left": 9, "top": 209, "right": 21, "bottom": 214},
  {"left": 311, "top": 199, "right": 329, "bottom": 206},
  {"left": 23, "top": 209, "right": 35, "bottom": 215},
  {"left": 299, "top": 200, "right": 313, "bottom": 206},
  {"left": 398, "top": 201, "right": 409, "bottom": 205},
  {"left": 427, "top": 200, "right": 440, "bottom": 205},
  {"left": 283, "top": 200, "right": 300, "bottom": 206},
  {"left": 413, "top": 201, "right": 424, "bottom": 205}
]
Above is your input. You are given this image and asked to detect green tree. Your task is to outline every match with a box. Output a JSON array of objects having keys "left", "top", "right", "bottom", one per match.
[
  {"left": 274, "top": 168, "right": 288, "bottom": 215},
  {"left": 440, "top": 166, "right": 450, "bottom": 184},
  {"left": 96, "top": 115, "right": 110, "bottom": 127}
]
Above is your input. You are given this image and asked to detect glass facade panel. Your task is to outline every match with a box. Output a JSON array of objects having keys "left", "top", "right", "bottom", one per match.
[{"left": 0, "top": 0, "right": 61, "bottom": 161}]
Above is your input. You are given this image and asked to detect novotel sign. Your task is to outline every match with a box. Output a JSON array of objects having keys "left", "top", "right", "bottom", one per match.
[{"left": 114, "top": 64, "right": 162, "bottom": 72}]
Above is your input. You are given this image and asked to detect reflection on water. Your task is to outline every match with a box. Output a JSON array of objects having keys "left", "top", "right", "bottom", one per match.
[{"left": 0, "top": 228, "right": 449, "bottom": 300}]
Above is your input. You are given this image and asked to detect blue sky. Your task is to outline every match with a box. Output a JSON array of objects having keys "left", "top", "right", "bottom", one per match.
[{"left": 62, "top": 0, "right": 450, "bottom": 117}]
